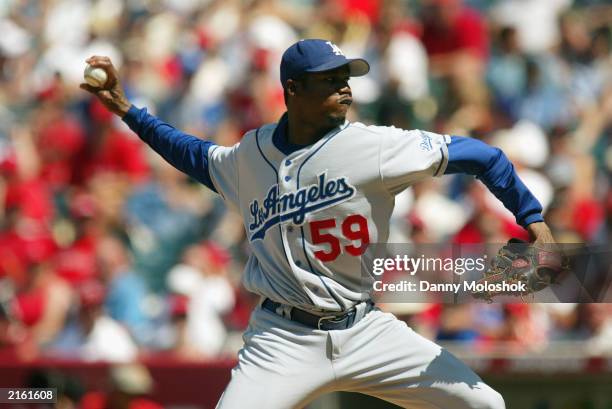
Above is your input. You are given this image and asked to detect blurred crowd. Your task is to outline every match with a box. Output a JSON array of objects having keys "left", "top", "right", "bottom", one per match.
[{"left": 0, "top": 0, "right": 611, "bottom": 363}]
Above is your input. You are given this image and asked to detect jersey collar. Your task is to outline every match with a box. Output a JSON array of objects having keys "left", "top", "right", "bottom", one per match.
[
  {"left": 272, "top": 113, "right": 306, "bottom": 156},
  {"left": 272, "top": 112, "right": 349, "bottom": 156}
]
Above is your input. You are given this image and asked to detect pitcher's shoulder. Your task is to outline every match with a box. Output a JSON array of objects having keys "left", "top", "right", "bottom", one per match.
[
  {"left": 242, "top": 123, "right": 277, "bottom": 141},
  {"left": 231, "top": 123, "right": 279, "bottom": 156},
  {"left": 346, "top": 122, "right": 415, "bottom": 138}
]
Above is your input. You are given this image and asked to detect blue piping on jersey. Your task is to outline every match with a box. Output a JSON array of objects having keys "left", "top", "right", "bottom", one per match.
[
  {"left": 433, "top": 146, "right": 446, "bottom": 176},
  {"left": 272, "top": 113, "right": 310, "bottom": 155},
  {"left": 296, "top": 123, "right": 350, "bottom": 187},
  {"left": 256, "top": 127, "right": 280, "bottom": 178},
  {"left": 255, "top": 127, "right": 316, "bottom": 306},
  {"left": 293, "top": 122, "right": 350, "bottom": 311},
  {"left": 254, "top": 130, "right": 288, "bottom": 261},
  {"left": 270, "top": 113, "right": 349, "bottom": 310}
]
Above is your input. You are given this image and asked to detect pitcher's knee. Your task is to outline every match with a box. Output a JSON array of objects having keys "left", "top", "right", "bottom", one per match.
[
  {"left": 456, "top": 383, "right": 505, "bottom": 409},
  {"left": 490, "top": 389, "right": 506, "bottom": 409},
  {"left": 475, "top": 386, "right": 505, "bottom": 409}
]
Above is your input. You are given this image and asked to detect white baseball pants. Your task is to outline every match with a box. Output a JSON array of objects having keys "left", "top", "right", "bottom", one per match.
[{"left": 216, "top": 306, "right": 505, "bottom": 409}]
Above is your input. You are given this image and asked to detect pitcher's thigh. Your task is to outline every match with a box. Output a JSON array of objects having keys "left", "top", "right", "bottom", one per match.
[
  {"left": 216, "top": 308, "right": 335, "bottom": 409},
  {"left": 216, "top": 366, "right": 328, "bottom": 409},
  {"left": 339, "top": 311, "right": 505, "bottom": 409}
]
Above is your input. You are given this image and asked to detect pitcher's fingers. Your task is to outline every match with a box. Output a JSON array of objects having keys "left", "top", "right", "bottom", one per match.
[
  {"left": 85, "top": 55, "right": 101, "bottom": 65},
  {"left": 97, "top": 90, "right": 113, "bottom": 100},
  {"left": 79, "top": 83, "right": 99, "bottom": 93},
  {"left": 86, "top": 56, "right": 114, "bottom": 71},
  {"left": 87, "top": 59, "right": 112, "bottom": 69},
  {"left": 86, "top": 55, "right": 111, "bottom": 63}
]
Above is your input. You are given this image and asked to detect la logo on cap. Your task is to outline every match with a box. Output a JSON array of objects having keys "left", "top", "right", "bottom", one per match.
[{"left": 326, "top": 41, "right": 344, "bottom": 56}]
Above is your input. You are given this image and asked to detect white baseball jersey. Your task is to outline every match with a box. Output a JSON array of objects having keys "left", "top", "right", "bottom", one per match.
[{"left": 208, "top": 116, "right": 450, "bottom": 313}]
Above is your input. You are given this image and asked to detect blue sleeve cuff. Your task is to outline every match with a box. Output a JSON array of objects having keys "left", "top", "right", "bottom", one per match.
[
  {"left": 521, "top": 213, "right": 544, "bottom": 226},
  {"left": 121, "top": 104, "right": 142, "bottom": 130},
  {"left": 122, "top": 105, "right": 153, "bottom": 143}
]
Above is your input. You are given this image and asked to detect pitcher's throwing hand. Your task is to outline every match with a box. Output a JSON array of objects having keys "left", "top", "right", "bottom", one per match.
[{"left": 80, "top": 56, "right": 130, "bottom": 117}]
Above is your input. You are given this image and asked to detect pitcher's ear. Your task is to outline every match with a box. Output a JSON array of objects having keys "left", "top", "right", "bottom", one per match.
[{"left": 286, "top": 79, "right": 297, "bottom": 96}]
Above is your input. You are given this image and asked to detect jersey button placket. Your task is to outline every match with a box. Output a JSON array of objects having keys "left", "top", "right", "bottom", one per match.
[
  {"left": 280, "top": 157, "right": 301, "bottom": 268},
  {"left": 279, "top": 157, "right": 296, "bottom": 191}
]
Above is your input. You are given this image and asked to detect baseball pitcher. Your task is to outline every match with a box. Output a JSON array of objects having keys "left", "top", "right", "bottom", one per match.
[{"left": 81, "top": 39, "right": 557, "bottom": 409}]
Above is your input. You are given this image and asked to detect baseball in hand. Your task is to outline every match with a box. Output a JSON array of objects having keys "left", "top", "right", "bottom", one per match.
[{"left": 84, "top": 64, "right": 108, "bottom": 88}]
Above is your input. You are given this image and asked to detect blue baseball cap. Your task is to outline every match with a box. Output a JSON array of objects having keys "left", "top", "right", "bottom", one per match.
[{"left": 280, "top": 39, "right": 370, "bottom": 87}]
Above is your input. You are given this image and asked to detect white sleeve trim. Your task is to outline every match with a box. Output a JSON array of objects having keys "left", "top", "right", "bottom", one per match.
[{"left": 434, "top": 139, "right": 449, "bottom": 177}]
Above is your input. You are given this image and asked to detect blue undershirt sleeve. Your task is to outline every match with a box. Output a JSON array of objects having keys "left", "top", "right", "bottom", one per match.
[
  {"left": 122, "top": 105, "right": 217, "bottom": 192},
  {"left": 445, "top": 136, "right": 543, "bottom": 227}
]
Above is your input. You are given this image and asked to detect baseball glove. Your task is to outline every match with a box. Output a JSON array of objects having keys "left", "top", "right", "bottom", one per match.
[{"left": 471, "top": 239, "right": 565, "bottom": 302}]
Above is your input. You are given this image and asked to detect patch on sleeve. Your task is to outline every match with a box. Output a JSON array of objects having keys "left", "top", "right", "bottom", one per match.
[{"left": 419, "top": 131, "right": 433, "bottom": 152}]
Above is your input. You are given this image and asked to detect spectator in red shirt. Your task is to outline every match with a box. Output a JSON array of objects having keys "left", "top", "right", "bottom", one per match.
[
  {"left": 35, "top": 104, "right": 86, "bottom": 189},
  {"left": 420, "top": 0, "right": 488, "bottom": 79},
  {"left": 53, "top": 192, "right": 101, "bottom": 285},
  {"left": 12, "top": 262, "right": 72, "bottom": 350},
  {"left": 76, "top": 99, "right": 150, "bottom": 184}
]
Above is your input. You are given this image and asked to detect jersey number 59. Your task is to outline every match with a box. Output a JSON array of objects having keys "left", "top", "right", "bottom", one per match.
[{"left": 309, "top": 214, "right": 370, "bottom": 262}]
